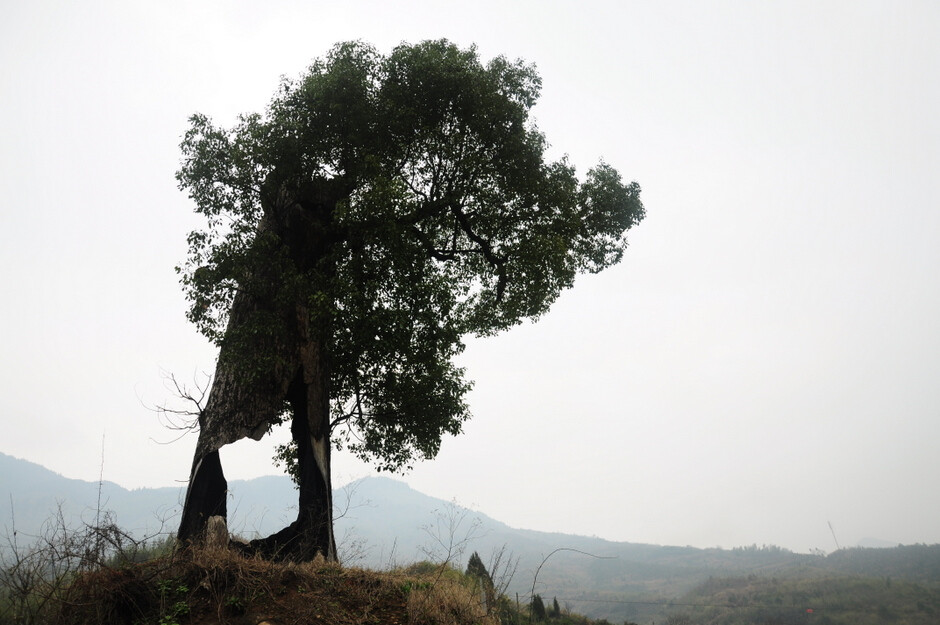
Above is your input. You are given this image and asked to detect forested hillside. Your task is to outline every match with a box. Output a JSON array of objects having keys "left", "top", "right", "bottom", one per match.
[{"left": 664, "top": 574, "right": 940, "bottom": 625}]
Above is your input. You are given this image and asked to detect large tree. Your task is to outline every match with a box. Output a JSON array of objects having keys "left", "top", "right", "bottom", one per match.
[{"left": 175, "top": 40, "right": 644, "bottom": 561}]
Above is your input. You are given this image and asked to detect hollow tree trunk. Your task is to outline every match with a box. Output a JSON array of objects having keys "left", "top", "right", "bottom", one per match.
[
  {"left": 178, "top": 177, "right": 346, "bottom": 560},
  {"left": 176, "top": 257, "right": 292, "bottom": 546}
]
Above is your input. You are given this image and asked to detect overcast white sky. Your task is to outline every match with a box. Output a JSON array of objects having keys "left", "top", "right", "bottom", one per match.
[{"left": 2, "top": 0, "right": 938, "bottom": 554}]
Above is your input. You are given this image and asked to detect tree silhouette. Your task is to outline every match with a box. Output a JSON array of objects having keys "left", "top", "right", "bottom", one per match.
[{"left": 174, "top": 39, "right": 644, "bottom": 561}]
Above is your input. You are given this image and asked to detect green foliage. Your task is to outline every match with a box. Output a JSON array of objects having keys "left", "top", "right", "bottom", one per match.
[
  {"left": 156, "top": 578, "right": 190, "bottom": 625},
  {"left": 273, "top": 439, "right": 301, "bottom": 486},
  {"left": 532, "top": 593, "right": 547, "bottom": 621},
  {"left": 223, "top": 593, "right": 247, "bottom": 614},
  {"left": 401, "top": 560, "right": 460, "bottom": 578},
  {"left": 176, "top": 39, "right": 644, "bottom": 476},
  {"left": 466, "top": 551, "right": 493, "bottom": 586}
]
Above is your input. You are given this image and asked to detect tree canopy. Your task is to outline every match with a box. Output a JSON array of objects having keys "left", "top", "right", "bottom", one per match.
[
  {"left": 178, "top": 39, "right": 642, "bottom": 471},
  {"left": 175, "top": 39, "right": 644, "bottom": 558}
]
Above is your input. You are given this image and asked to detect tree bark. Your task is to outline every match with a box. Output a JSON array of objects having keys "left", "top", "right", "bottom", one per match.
[
  {"left": 179, "top": 363, "right": 337, "bottom": 561},
  {"left": 176, "top": 280, "right": 291, "bottom": 547},
  {"left": 296, "top": 333, "right": 337, "bottom": 560},
  {"left": 248, "top": 350, "right": 336, "bottom": 562},
  {"left": 177, "top": 449, "right": 227, "bottom": 543}
]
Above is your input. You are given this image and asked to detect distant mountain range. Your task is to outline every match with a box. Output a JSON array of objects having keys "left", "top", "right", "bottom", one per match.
[{"left": 2, "top": 451, "right": 938, "bottom": 623}]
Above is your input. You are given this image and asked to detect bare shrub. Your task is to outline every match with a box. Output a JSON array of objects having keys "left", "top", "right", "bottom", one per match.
[
  {"left": 0, "top": 504, "right": 173, "bottom": 625},
  {"left": 419, "top": 501, "right": 481, "bottom": 569}
]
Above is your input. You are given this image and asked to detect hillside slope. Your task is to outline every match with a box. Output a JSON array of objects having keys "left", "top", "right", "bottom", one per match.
[{"left": 3, "top": 452, "right": 938, "bottom": 623}]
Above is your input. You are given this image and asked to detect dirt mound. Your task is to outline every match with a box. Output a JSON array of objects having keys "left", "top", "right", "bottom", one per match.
[{"left": 56, "top": 546, "right": 494, "bottom": 625}]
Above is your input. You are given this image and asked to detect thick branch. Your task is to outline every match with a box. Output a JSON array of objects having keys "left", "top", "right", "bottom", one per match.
[{"left": 448, "top": 204, "right": 507, "bottom": 300}]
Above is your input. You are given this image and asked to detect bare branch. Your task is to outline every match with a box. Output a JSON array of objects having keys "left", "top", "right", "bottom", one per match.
[{"left": 143, "top": 370, "right": 212, "bottom": 444}]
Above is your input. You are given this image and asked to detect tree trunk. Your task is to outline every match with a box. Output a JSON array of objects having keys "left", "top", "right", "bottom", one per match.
[
  {"left": 177, "top": 178, "right": 345, "bottom": 559},
  {"left": 248, "top": 336, "right": 336, "bottom": 562},
  {"left": 176, "top": 267, "right": 292, "bottom": 546},
  {"left": 177, "top": 363, "right": 337, "bottom": 561},
  {"left": 177, "top": 449, "right": 227, "bottom": 543}
]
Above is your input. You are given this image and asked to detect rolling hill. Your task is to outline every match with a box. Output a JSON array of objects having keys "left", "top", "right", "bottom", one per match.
[{"left": 2, "top": 451, "right": 937, "bottom": 622}]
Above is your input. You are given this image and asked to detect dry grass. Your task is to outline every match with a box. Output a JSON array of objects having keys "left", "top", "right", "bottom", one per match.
[
  {"left": 49, "top": 543, "right": 495, "bottom": 625},
  {"left": 405, "top": 580, "right": 496, "bottom": 625}
]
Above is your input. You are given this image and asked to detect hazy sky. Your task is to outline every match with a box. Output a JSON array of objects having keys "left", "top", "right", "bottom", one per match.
[{"left": 2, "top": 0, "right": 938, "bottom": 554}]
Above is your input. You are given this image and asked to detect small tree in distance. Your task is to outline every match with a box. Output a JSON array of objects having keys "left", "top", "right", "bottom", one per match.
[
  {"left": 466, "top": 551, "right": 496, "bottom": 610},
  {"left": 466, "top": 551, "right": 493, "bottom": 585},
  {"left": 531, "top": 594, "right": 547, "bottom": 622},
  {"left": 174, "top": 39, "right": 645, "bottom": 561}
]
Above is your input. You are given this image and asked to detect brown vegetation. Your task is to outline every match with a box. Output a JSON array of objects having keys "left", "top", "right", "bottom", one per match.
[{"left": 52, "top": 544, "right": 495, "bottom": 625}]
